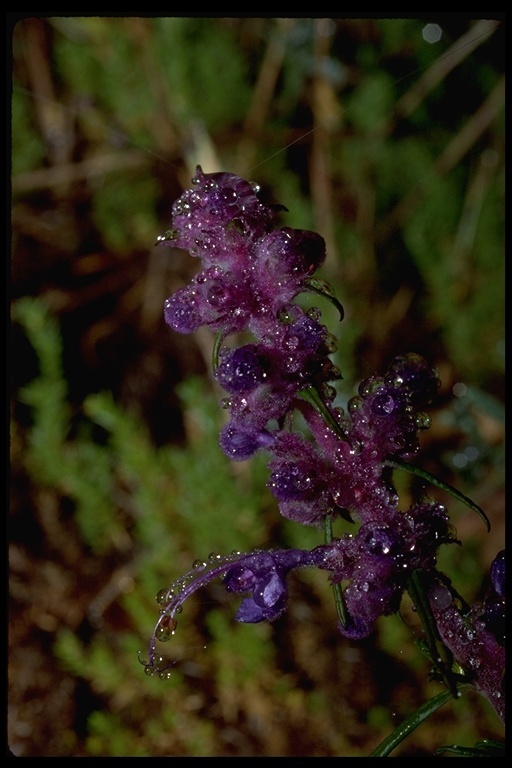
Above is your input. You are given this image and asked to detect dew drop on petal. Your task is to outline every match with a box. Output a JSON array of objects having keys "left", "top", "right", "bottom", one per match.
[
  {"left": 349, "top": 439, "right": 364, "bottom": 456},
  {"left": 429, "top": 583, "right": 452, "bottom": 611},
  {"left": 415, "top": 412, "right": 432, "bottom": 429},
  {"left": 156, "top": 589, "right": 169, "bottom": 605}
]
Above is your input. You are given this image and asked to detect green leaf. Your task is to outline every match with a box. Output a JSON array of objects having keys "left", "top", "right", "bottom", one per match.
[
  {"left": 384, "top": 457, "right": 490, "bottom": 532},
  {"left": 298, "top": 386, "right": 349, "bottom": 443},
  {"left": 324, "top": 514, "right": 347, "bottom": 628},
  {"left": 435, "top": 739, "right": 505, "bottom": 757},
  {"left": 212, "top": 331, "right": 223, "bottom": 370},
  {"left": 369, "top": 685, "right": 471, "bottom": 757},
  {"left": 302, "top": 277, "right": 345, "bottom": 321}
]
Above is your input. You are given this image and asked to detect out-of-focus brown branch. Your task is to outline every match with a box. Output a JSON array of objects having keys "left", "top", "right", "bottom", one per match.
[
  {"left": 11, "top": 150, "right": 152, "bottom": 195},
  {"left": 394, "top": 19, "right": 501, "bottom": 121},
  {"left": 375, "top": 76, "right": 504, "bottom": 246},
  {"left": 235, "top": 19, "right": 292, "bottom": 176},
  {"left": 310, "top": 19, "right": 341, "bottom": 269}
]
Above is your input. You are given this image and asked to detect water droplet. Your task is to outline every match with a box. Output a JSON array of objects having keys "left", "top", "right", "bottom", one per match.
[
  {"left": 415, "top": 412, "right": 432, "bottom": 430},
  {"left": 321, "top": 384, "right": 336, "bottom": 402},
  {"left": 277, "top": 306, "right": 294, "bottom": 324},
  {"left": 285, "top": 334, "right": 299, "bottom": 350},
  {"left": 156, "top": 589, "right": 169, "bottom": 605},
  {"left": 323, "top": 333, "right": 338, "bottom": 353},
  {"left": 156, "top": 229, "right": 179, "bottom": 243},
  {"left": 359, "top": 377, "right": 385, "bottom": 397},
  {"left": 156, "top": 616, "right": 178, "bottom": 642},
  {"left": 144, "top": 665, "right": 155, "bottom": 676},
  {"left": 306, "top": 306, "right": 321, "bottom": 320},
  {"left": 193, "top": 559, "right": 206, "bottom": 570},
  {"left": 429, "top": 583, "right": 452, "bottom": 611},
  {"left": 348, "top": 396, "right": 363, "bottom": 413},
  {"left": 159, "top": 669, "right": 173, "bottom": 680},
  {"left": 349, "top": 439, "right": 364, "bottom": 456}
]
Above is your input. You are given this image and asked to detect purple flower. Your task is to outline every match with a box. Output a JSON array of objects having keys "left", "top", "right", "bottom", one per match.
[
  {"left": 267, "top": 431, "right": 335, "bottom": 524},
  {"left": 219, "top": 421, "right": 275, "bottom": 461},
  {"left": 481, "top": 550, "right": 506, "bottom": 646},
  {"left": 164, "top": 267, "right": 254, "bottom": 336},
  {"left": 159, "top": 167, "right": 279, "bottom": 262},
  {"left": 141, "top": 545, "right": 331, "bottom": 677},
  {"left": 428, "top": 576, "right": 505, "bottom": 723},
  {"left": 152, "top": 167, "right": 505, "bottom": 726},
  {"left": 224, "top": 549, "right": 313, "bottom": 622},
  {"left": 252, "top": 227, "right": 326, "bottom": 309},
  {"left": 490, "top": 549, "right": 505, "bottom": 597},
  {"left": 215, "top": 344, "right": 269, "bottom": 394}
]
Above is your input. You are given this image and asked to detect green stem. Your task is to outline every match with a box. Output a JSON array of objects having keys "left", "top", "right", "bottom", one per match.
[
  {"left": 406, "top": 569, "right": 459, "bottom": 695},
  {"left": 369, "top": 685, "right": 470, "bottom": 757},
  {"left": 299, "top": 386, "right": 350, "bottom": 443},
  {"left": 324, "top": 514, "right": 348, "bottom": 628},
  {"left": 212, "top": 331, "right": 223, "bottom": 370}
]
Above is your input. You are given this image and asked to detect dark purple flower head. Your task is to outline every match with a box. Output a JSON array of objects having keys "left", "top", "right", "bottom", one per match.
[
  {"left": 159, "top": 166, "right": 279, "bottom": 262},
  {"left": 219, "top": 421, "right": 275, "bottom": 462},
  {"left": 164, "top": 266, "right": 254, "bottom": 336},
  {"left": 428, "top": 575, "right": 505, "bottom": 722},
  {"left": 267, "top": 431, "right": 335, "bottom": 524},
  {"left": 253, "top": 227, "right": 326, "bottom": 308},
  {"left": 347, "top": 353, "right": 439, "bottom": 460},
  {"left": 215, "top": 344, "right": 269, "bottom": 394},
  {"left": 160, "top": 169, "right": 334, "bottom": 381},
  {"left": 490, "top": 549, "right": 505, "bottom": 597},
  {"left": 224, "top": 548, "right": 313, "bottom": 622},
  {"left": 480, "top": 550, "right": 505, "bottom": 646}
]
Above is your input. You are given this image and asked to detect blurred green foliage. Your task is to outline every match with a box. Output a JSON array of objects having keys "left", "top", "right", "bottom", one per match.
[{"left": 10, "top": 15, "right": 504, "bottom": 757}]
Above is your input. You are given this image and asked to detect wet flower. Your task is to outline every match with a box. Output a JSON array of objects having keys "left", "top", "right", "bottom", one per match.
[
  {"left": 481, "top": 550, "right": 506, "bottom": 646},
  {"left": 141, "top": 545, "right": 330, "bottom": 676},
  {"left": 428, "top": 568, "right": 505, "bottom": 723},
  {"left": 151, "top": 166, "right": 504, "bottom": 729}
]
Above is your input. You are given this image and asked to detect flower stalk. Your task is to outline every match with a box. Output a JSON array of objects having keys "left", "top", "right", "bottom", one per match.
[{"left": 143, "top": 166, "right": 505, "bottom": 746}]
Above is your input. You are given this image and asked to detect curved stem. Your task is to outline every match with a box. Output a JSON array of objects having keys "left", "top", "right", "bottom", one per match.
[
  {"left": 369, "top": 685, "right": 470, "bottom": 757},
  {"left": 324, "top": 514, "right": 347, "bottom": 628}
]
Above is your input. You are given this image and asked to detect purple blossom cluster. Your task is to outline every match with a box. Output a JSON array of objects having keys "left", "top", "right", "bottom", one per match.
[{"left": 145, "top": 167, "right": 505, "bottom": 723}]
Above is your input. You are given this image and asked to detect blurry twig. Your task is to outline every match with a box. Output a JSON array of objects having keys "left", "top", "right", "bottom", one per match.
[
  {"left": 375, "top": 76, "right": 504, "bottom": 246},
  {"left": 20, "top": 19, "right": 74, "bottom": 172},
  {"left": 12, "top": 150, "right": 152, "bottom": 195},
  {"left": 310, "top": 18, "right": 341, "bottom": 268},
  {"left": 235, "top": 19, "right": 292, "bottom": 176},
  {"left": 394, "top": 20, "right": 501, "bottom": 120}
]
